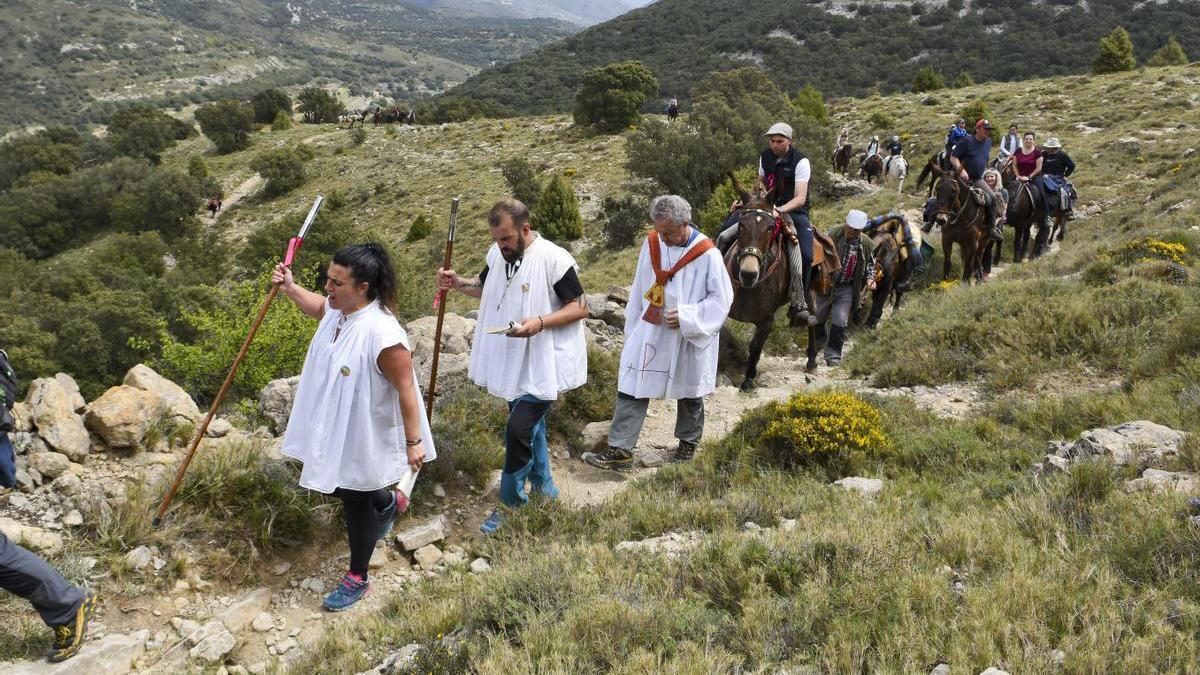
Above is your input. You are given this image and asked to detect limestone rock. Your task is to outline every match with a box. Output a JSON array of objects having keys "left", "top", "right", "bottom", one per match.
[
  {"left": 980, "top": 669, "right": 1011, "bottom": 675},
  {"left": 930, "top": 666, "right": 950, "bottom": 675},
  {"left": 607, "top": 285, "right": 630, "bottom": 304},
  {"left": 1114, "top": 137, "right": 1141, "bottom": 154},
  {"left": 258, "top": 376, "right": 301, "bottom": 435},
  {"left": 172, "top": 617, "right": 201, "bottom": 639},
  {"left": 207, "top": 418, "right": 233, "bottom": 438},
  {"left": 28, "top": 451, "right": 70, "bottom": 479},
  {"left": 396, "top": 515, "right": 449, "bottom": 551},
  {"left": 123, "top": 364, "right": 201, "bottom": 422},
  {"left": 355, "top": 643, "right": 420, "bottom": 675},
  {"left": 0, "top": 517, "right": 64, "bottom": 556},
  {"left": 85, "top": 385, "right": 165, "bottom": 450},
  {"left": 52, "top": 471, "right": 82, "bottom": 496},
  {"left": 407, "top": 312, "right": 476, "bottom": 362},
  {"left": 413, "top": 544, "right": 443, "bottom": 569},
  {"left": 1125, "top": 469, "right": 1200, "bottom": 493},
  {"left": 54, "top": 373, "right": 87, "bottom": 413},
  {"left": 1069, "top": 420, "right": 1185, "bottom": 465},
  {"left": 833, "top": 476, "right": 884, "bottom": 497},
  {"left": 614, "top": 531, "right": 703, "bottom": 559},
  {"left": 124, "top": 545, "right": 154, "bottom": 570},
  {"left": 251, "top": 612, "right": 274, "bottom": 633},
  {"left": 580, "top": 421, "right": 610, "bottom": 454},
  {"left": 190, "top": 628, "right": 237, "bottom": 663},
  {"left": 27, "top": 378, "right": 90, "bottom": 461},
  {"left": 220, "top": 587, "right": 271, "bottom": 632},
  {"left": 11, "top": 401, "right": 34, "bottom": 432},
  {"left": 469, "top": 558, "right": 492, "bottom": 574},
  {"left": 1, "top": 629, "right": 148, "bottom": 675}
]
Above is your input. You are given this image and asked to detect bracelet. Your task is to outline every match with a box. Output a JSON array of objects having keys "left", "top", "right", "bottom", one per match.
[
  {"left": 537, "top": 315, "right": 544, "bottom": 332},
  {"left": 405, "top": 438, "right": 422, "bottom": 446}
]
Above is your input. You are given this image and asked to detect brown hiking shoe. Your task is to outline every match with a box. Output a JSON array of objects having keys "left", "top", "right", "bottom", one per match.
[
  {"left": 582, "top": 447, "right": 634, "bottom": 471},
  {"left": 670, "top": 440, "right": 698, "bottom": 463},
  {"left": 49, "top": 591, "right": 96, "bottom": 663}
]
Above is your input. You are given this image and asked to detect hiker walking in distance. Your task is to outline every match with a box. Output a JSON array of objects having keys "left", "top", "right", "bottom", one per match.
[
  {"left": 273, "top": 243, "right": 435, "bottom": 612},
  {"left": 436, "top": 199, "right": 589, "bottom": 534},
  {"left": 582, "top": 196, "right": 733, "bottom": 471}
]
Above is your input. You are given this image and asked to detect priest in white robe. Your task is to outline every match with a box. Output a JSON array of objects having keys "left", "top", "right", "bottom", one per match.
[
  {"left": 582, "top": 195, "right": 734, "bottom": 470},
  {"left": 437, "top": 198, "right": 589, "bottom": 534}
]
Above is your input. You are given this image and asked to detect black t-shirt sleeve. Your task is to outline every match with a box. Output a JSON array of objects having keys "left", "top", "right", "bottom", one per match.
[
  {"left": 553, "top": 267, "right": 584, "bottom": 303},
  {"left": 478, "top": 263, "right": 489, "bottom": 286}
]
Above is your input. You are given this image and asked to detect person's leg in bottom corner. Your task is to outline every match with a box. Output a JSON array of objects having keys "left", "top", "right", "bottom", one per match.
[{"left": 0, "top": 532, "right": 94, "bottom": 662}]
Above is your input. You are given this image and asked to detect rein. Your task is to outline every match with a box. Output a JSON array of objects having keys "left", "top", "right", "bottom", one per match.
[{"left": 940, "top": 179, "right": 986, "bottom": 230}]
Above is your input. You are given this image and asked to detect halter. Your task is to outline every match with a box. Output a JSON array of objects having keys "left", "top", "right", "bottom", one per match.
[
  {"left": 936, "top": 178, "right": 985, "bottom": 229},
  {"left": 735, "top": 207, "right": 780, "bottom": 270}
]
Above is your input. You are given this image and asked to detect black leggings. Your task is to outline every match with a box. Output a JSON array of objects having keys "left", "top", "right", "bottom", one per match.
[{"left": 335, "top": 488, "right": 392, "bottom": 578}]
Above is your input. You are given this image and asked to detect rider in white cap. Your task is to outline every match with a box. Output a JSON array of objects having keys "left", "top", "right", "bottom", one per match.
[
  {"left": 716, "top": 121, "right": 815, "bottom": 326},
  {"left": 813, "top": 209, "right": 876, "bottom": 367}
]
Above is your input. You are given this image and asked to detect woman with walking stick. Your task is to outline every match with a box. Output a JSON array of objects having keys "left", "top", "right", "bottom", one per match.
[{"left": 273, "top": 243, "right": 435, "bottom": 611}]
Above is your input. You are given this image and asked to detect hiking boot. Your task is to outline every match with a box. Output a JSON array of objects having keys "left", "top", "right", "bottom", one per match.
[
  {"left": 480, "top": 509, "right": 503, "bottom": 535},
  {"left": 670, "top": 440, "right": 698, "bottom": 463},
  {"left": 48, "top": 591, "right": 96, "bottom": 663},
  {"left": 376, "top": 490, "right": 409, "bottom": 540},
  {"left": 990, "top": 224, "right": 1004, "bottom": 241},
  {"left": 582, "top": 447, "right": 634, "bottom": 471},
  {"left": 323, "top": 572, "right": 370, "bottom": 612},
  {"left": 788, "top": 305, "right": 815, "bottom": 327}
]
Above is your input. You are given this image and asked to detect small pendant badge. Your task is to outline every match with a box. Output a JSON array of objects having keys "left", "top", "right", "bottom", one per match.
[
  {"left": 340, "top": 366, "right": 351, "bottom": 376},
  {"left": 521, "top": 283, "right": 529, "bottom": 292}
]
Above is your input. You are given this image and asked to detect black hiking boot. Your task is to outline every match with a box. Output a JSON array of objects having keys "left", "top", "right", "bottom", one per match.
[
  {"left": 582, "top": 447, "right": 634, "bottom": 471},
  {"left": 670, "top": 440, "right": 698, "bottom": 464},
  {"left": 788, "top": 305, "right": 816, "bottom": 327}
]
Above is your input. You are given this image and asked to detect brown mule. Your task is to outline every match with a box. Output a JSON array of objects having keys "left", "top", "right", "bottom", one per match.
[
  {"left": 860, "top": 154, "right": 883, "bottom": 184},
  {"left": 932, "top": 171, "right": 990, "bottom": 283},
  {"left": 833, "top": 144, "right": 854, "bottom": 175}
]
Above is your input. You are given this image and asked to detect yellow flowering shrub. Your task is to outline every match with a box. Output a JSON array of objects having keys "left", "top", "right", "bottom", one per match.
[
  {"left": 1114, "top": 237, "right": 1189, "bottom": 266},
  {"left": 734, "top": 392, "right": 892, "bottom": 477}
]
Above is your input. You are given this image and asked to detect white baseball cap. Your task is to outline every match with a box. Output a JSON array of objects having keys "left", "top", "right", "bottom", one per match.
[
  {"left": 846, "top": 209, "right": 869, "bottom": 230},
  {"left": 764, "top": 122, "right": 793, "bottom": 139}
]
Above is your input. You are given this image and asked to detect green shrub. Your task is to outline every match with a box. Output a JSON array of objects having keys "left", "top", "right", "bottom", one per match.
[
  {"left": 350, "top": 127, "right": 367, "bottom": 146},
  {"left": 532, "top": 174, "right": 583, "bottom": 241},
  {"left": 1094, "top": 26, "right": 1137, "bottom": 74},
  {"left": 792, "top": 84, "right": 828, "bottom": 123},
  {"left": 953, "top": 71, "right": 975, "bottom": 88},
  {"left": 600, "top": 195, "right": 646, "bottom": 249},
  {"left": 250, "top": 145, "right": 314, "bottom": 198},
  {"left": 868, "top": 110, "right": 896, "bottom": 129},
  {"left": 194, "top": 100, "right": 255, "bottom": 154},
  {"left": 727, "top": 391, "right": 892, "bottom": 478},
  {"left": 501, "top": 157, "right": 542, "bottom": 208},
  {"left": 251, "top": 88, "right": 292, "bottom": 124},
  {"left": 297, "top": 87, "right": 345, "bottom": 124},
  {"left": 426, "top": 386, "right": 506, "bottom": 488},
  {"left": 912, "top": 66, "right": 945, "bottom": 93},
  {"left": 959, "top": 100, "right": 992, "bottom": 129},
  {"left": 1082, "top": 259, "right": 1119, "bottom": 286},
  {"left": 1148, "top": 36, "right": 1189, "bottom": 68},
  {"left": 271, "top": 110, "right": 293, "bottom": 131},
  {"left": 573, "top": 60, "right": 659, "bottom": 133},
  {"left": 406, "top": 213, "right": 433, "bottom": 243}
]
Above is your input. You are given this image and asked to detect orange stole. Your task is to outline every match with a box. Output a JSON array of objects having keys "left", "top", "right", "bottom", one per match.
[{"left": 641, "top": 230, "right": 715, "bottom": 325}]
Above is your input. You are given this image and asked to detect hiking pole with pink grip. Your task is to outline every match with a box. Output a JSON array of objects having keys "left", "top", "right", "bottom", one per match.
[{"left": 153, "top": 195, "right": 325, "bottom": 528}]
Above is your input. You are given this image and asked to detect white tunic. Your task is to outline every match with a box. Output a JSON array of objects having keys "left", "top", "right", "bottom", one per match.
[
  {"left": 618, "top": 230, "right": 734, "bottom": 400},
  {"left": 469, "top": 234, "right": 587, "bottom": 401},
  {"left": 281, "top": 299, "right": 436, "bottom": 494}
]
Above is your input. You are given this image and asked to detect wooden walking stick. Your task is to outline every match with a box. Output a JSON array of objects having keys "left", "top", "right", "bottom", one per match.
[
  {"left": 425, "top": 197, "right": 460, "bottom": 422},
  {"left": 153, "top": 195, "right": 325, "bottom": 527}
]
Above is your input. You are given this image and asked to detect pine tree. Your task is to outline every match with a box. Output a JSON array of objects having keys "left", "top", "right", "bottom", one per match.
[
  {"left": 532, "top": 175, "right": 583, "bottom": 241},
  {"left": 502, "top": 157, "right": 542, "bottom": 208},
  {"left": 1147, "top": 36, "right": 1189, "bottom": 68},
  {"left": 1093, "top": 26, "right": 1136, "bottom": 74},
  {"left": 953, "top": 71, "right": 974, "bottom": 88},
  {"left": 792, "top": 84, "right": 828, "bottom": 123}
]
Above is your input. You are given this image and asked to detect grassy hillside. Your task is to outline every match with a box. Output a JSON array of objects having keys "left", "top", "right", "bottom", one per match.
[
  {"left": 0, "top": 0, "right": 575, "bottom": 134},
  {"left": 238, "top": 64, "right": 1200, "bottom": 671},
  {"left": 443, "top": 0, "right": 1200, "bottom": 114}
]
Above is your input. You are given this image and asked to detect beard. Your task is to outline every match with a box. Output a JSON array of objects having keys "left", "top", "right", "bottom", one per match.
[{"left": 500, "top": 235, "right": 526, "bottom": 264}]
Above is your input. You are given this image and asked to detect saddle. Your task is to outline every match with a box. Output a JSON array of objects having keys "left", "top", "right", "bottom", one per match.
[
  {"left": 810, "top": 229, "right": 841, "bottom": 296},
  {"left": 969, "top": 187, "right": 993, "bottom": 208}
]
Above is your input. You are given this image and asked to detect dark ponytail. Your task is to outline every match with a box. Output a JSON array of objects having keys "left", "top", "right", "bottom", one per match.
[{"left": 332, "top": 242, "right": 397, "bottom": 311}]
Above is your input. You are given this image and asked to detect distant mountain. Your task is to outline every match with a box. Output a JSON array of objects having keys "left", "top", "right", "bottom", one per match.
[
  {"left": 407, "top": 0, "right": 655, "bottom": 26},
  {"left": 0, "top": 0, "right": 577, "bottom": 133},
  {"left": 443, "top": 0, "right": 1200, "bottom": 114}
]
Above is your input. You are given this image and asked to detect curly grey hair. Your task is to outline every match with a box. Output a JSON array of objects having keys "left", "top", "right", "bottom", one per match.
[{"left": 648, "top": 195, "right": 692, "bottom": 225}]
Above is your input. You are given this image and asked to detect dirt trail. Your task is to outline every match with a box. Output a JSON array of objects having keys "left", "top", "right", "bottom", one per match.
[{"left": 203, "top": 173, "right": 262, "bottom": 223}]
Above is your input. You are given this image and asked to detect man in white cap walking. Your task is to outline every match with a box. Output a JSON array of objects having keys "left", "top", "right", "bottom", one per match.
[
  {"left": 814, "top": 209, "right": 876, "bottom": 366},
  {"left": 716, "top": 121, "right": 815, "bottom": 326}
]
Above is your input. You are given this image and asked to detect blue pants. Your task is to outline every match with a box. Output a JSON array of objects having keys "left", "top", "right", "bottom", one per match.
[
  {"left": 498, "top": 394, "right": 558, "bottom": 507},
  {"left": 1, "top": 532, "right": 87, "bottom": 627}
]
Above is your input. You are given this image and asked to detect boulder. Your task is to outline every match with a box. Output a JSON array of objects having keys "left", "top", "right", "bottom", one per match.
[
  {"left": 413, "top": 543, "right": 443, "bottom": 568},
  {"left": 52, "top": 471, "right": 82, "bottom": 496},
  {"left": 220, "top": 587, "right": 271, "bottom": 632},
  {"left": 607, "top": 285, "right": 630, "bottom": 304},
  {"left": 259, "top": 376, "right": 301, "bottom": 435},
  {"left": 190, "top": 628, "right": 237, "bottom": 663},
  {"left": 123, "top": 364, "right": 201, "bottom": 423},
  {"left": 251, "top": 612, "right": 274, "bottom": 633},
  {"left": 26, "top": 378, "right": 90, "bottom": 461},
  {"left": 469, "top": 558, "right": 492, "bottom": 574},
  {"left": 833, "top": 476, "right": 884, "bottom": 497},
  {"left": 406, "top": 313, "right": 476, "bottom": 363},
  {"left": 356, "top": 643, "right": 421, "bottom": 675},
  {"left": 10, "top": 401, "right": 34, "bottom": 432},
  {"left": 0, "top": 517, "right": 64, "bottom": 556},
  {"left": 1114, "top": 137, "right": 1141, "bottom": 154},
  {"left": 1068, "top": 420, "right": 1185, "bottom": 465},
  {"left": 51, "top": 373, "right": 86, "bottom": 413},
  {"left": 124, "top": 545, "right": 154, "bottom": 570},
  {"left": 1125, "top": 469, "right": 1200, "bottom": 493},
  {"left": 396, "top": 515, "right": 449, "bottom": 551},
  {"left": 580, "top": 421, "right": 611, "bottom": 454},
  {"left": 28, "top": 451, "right": 70, "bottom": 479},
  {"left": 85, "top": 386, "right": 165, "bottom": 450},
  {"left": 206, "top": 418, "right": 233, "bottom": 438},
  {"left": 614, "top": 531, "right": 703, "bottom": 559},
  {"left": 1, "top": 630, "right": 148, "bottom": 675}
]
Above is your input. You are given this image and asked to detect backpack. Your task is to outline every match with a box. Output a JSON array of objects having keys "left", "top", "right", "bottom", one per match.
[{"left": 0, "top": 349, "right": 18, "bottom": 433}]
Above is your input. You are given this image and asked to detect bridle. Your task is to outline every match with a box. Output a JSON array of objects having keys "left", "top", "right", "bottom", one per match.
[
  {"left": 735, "top": 207, "right": 779, "bottom": 271},
  {"left": 936, "top": 177, "right": 984, "bottom": 228}
]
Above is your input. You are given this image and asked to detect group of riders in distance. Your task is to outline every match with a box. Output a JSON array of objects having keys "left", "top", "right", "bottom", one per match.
[
  {"left": 338, "top": 106, "right": 418, "bottom": 128},
  {"left": 713, "top": 114, "right": 1080, "bottom": 389}
]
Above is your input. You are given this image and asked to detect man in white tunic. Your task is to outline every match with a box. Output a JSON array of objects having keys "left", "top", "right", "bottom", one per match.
[
  {"left": 582, "top": 195, "right": 733, "bottom": 470},
  {"left": 437, "top": 199, "right": 589, "bottom": 533}
]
